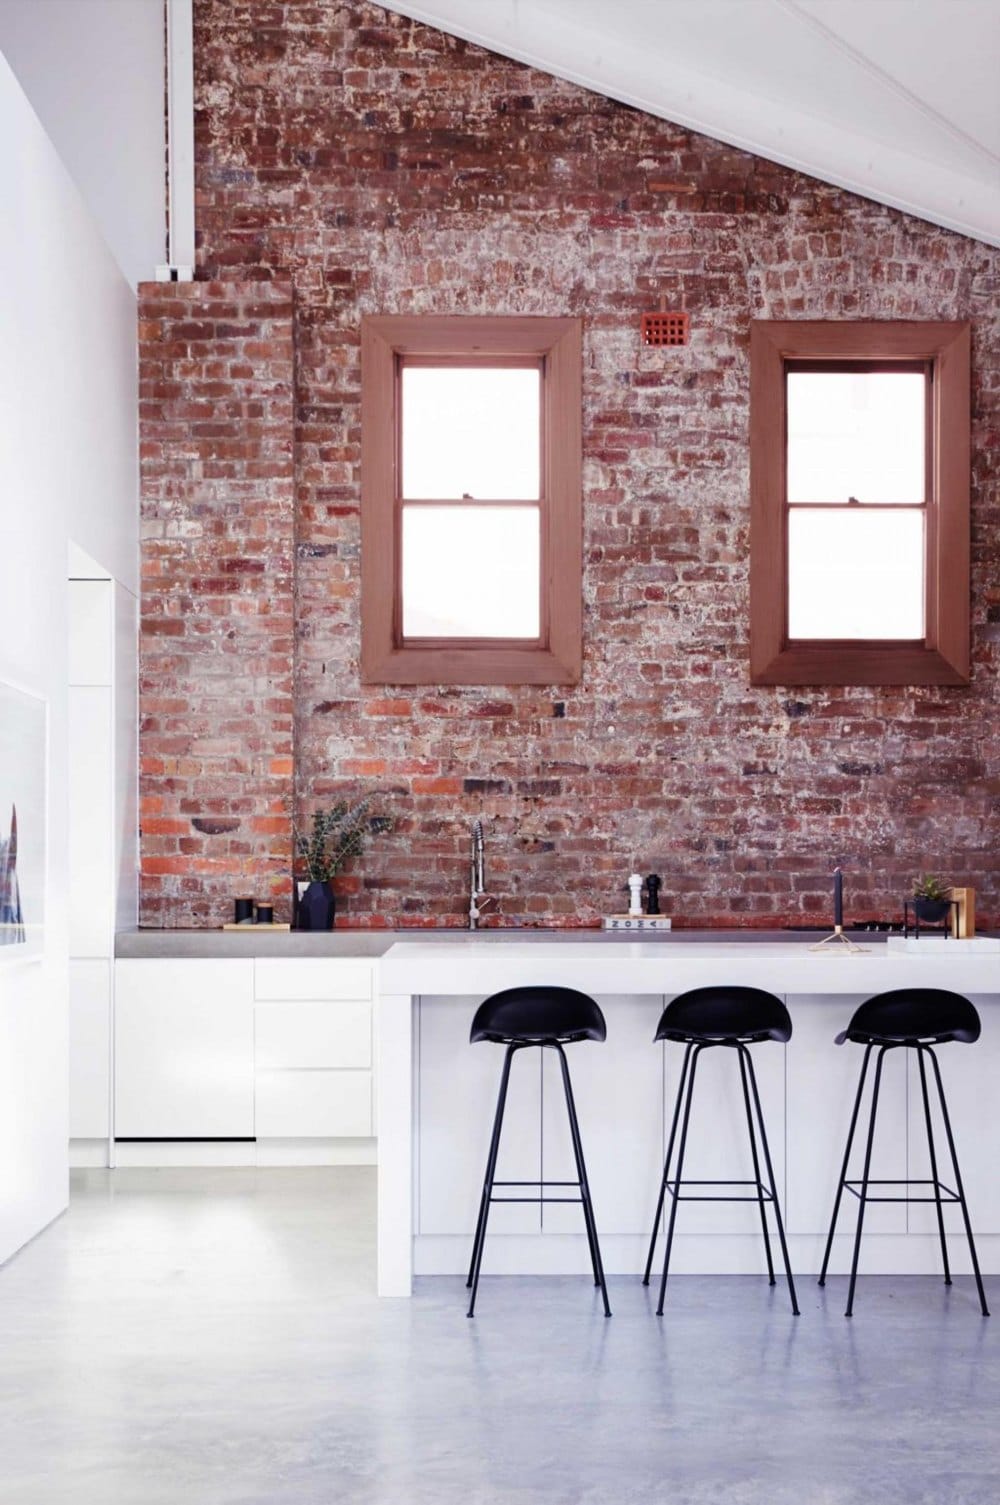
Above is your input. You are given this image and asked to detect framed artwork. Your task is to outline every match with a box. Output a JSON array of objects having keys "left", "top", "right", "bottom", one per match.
[{"left": 0, "top": 679, "right": 47, "bottom": 960}]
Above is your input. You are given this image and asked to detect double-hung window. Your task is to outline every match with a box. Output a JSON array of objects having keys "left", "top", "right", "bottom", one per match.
[
  {"left": 361, "top": 316, "right": 582, "bottom": 684},
  {"left": 750, "top": 321, "right": 970, "bottom": 685}
]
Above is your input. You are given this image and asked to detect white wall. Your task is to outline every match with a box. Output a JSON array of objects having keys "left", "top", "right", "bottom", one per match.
[
  {"left": 0, "top": 51, "right": 138, "bottom": 1262},
  {"left": 0, "top": 0, "right": 166, "bottom": 288}
]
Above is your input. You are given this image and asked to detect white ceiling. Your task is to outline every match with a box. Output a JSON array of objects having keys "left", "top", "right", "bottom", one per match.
[{"left": 383, "top": 0, "right": 1000, "bottom": 248}]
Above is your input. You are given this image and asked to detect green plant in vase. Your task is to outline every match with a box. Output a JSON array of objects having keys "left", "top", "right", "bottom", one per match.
[
  {"left": 912, "top": 874, "right": 951, "bottom": 925},
  {"left": 293, "top": 797, "right": 391, "bottom": 930}
]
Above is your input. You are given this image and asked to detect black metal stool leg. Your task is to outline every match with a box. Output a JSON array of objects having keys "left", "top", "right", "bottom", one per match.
[
  {"left": 642, "top": 1041, "right": 694, "bottom": 1286},
  {"left": 742, "top": 1046, "right": 799, "bottom": 1315},
  {"left": 546, "top": 1044, "right": 600, "bottom": 1288},
  {"left": 737, "top": 1043, "right": 775, "bottom": 1286},
  {"left": 554, "top": 1042, "right": 611, "bottom": 1317},
  {"left": 916, "top": 1045, "right": 952, "bottom": 1286},
  {"left": 819, "top": 1043, "right": 874, "bottom": 1288},
  {"left": 467, "top": 1042, "right": 519, "bottom": 1317},
  {"left": 656, "top": 1044, "right": 703, "bottom": 1315},
  {"left": 925, "top": 1046, "right": 989, "bottom": 1317},
  {"left": 845, "top": 1044, "right": 890, "bottom": 1317}
]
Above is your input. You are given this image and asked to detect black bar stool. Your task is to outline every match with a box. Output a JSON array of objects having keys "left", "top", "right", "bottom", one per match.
[
  {"left": 466, "top": 985, "right": 610, "bottom": 1318},
  {"left": 643, "top": 986, "right": 799, "bottom": 1315},
  {"left": 819, "top": 988, "right": 989, "bottom": 1317}
]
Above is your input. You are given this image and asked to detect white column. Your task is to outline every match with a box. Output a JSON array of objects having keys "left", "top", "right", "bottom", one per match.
[
  {"left": 166, "top": 0, "right": 195, "bottom": 275},
  {"left": 376, "top": 992, "right": 414, "bottom": 1296}
]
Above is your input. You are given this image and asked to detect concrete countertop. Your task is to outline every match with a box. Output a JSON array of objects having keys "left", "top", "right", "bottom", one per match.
[
  {"left": 114, "top": 926, "right": 896, "bottom": 959},
  {"left": 115, "top": 929, "right": 396, "bottom": 959},
  {"left": 118, "top": 926, "right": 998, "bottom": 960}
]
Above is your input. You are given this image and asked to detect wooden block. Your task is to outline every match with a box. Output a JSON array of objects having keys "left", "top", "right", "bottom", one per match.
[{"left": 946, "top": 887, "right": 975, "bottom": 938}]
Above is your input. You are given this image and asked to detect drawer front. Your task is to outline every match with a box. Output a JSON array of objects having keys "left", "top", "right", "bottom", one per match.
[
  {"left": 254, "top": 958, "right": 373, "bottom": 1002},
  {"left": 255, "top": 1000, "right": 371, "bottom": 1070},
  {"left": 255, "top": 1071, "right": 372, "bottom": 1137}
]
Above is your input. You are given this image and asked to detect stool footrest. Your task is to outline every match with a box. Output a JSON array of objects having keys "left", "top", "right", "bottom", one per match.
[
  {"left": 665, "top": 1177, "right": 774, "bottom": 1203},
  {"left": 843, "top": 1177, "right": 960, "bottom": 1204},
  {"left": 488, "top": 1177, "right": 586, "bottom": 1206},
  {"left": 489, "top": 1197, "right": 584, "bottom": 1204}
]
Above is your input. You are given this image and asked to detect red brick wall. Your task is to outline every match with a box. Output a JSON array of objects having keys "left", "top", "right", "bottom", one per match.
[
  {"left": 138, "top": 0, "right": 1000, "bottom": 928},
  {"left": 139, "top": 280, "right": 295, "bottom": 925}
]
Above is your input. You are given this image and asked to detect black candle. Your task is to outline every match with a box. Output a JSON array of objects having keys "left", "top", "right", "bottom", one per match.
[{"left": 834, "top": 868, "right": 843, "bottom": 929}]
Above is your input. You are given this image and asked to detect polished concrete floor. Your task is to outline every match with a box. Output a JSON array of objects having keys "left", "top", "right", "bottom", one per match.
[{"left": 0, "top": 1168, "right": 997, "bottom": 1504}]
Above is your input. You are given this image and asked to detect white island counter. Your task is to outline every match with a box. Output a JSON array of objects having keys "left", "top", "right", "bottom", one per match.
[{"left": 377, "top": 934, "right": 1000, "bottom": 1296}]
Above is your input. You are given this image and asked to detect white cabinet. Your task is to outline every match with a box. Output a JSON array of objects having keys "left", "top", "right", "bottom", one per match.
[
  {"left": 115, "top": 960, "right": 255, "bottom": 1138},
  {"left": 785, "top": 994, "right": 906, "bottom": 1237},
  {"left": 252, "top": 959, "right": 375, "bottom": 1142},
  {"left": 255, "top": 958, "right": 372, "bottom": 1002},
  {"left": 112, "top": 956, "right": 377, "bottom": 1155},
  {"left": 256, "top": 1072, "right": 372, "bottom": 1137},
  {"left": 417, "top": 995, "right": 542, "bottom": 1236},
  {"left": 417, "top": 992, "right": 786, "bottom": 1250},
  {"left": 654, "top": 1022, "right": 786, "bottom": 1240},
  {"left": 254, "top": 1000, "right": 371, "bottom": 1069},
  {"left": 906, "top": 996, "right": 1000, "bottom": 1238},
  {"left": 540, "top": 995, "right": 663, "bottom": 1237},
  {"left": 68, "top": 686, "right": 114, "bottom": 957},
  {"left": 69, "top": 959, "right": 111, "bottom": 1138}
]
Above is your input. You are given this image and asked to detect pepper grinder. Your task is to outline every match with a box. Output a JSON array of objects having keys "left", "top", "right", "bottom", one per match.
[
  {"left": 645, "top": 874, "right": 661, "bottom": 915},
  {"left": 628, "top": 873, "right": 644, "bottom": 917}
]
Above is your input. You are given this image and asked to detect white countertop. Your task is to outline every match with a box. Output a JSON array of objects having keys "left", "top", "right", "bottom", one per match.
[{"left": 380, "top": 934, "right": 1000, "bottom": 996}]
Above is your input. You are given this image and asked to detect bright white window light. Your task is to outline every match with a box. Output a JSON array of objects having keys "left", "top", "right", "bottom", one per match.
[
  {"left": 402, "top": 505, "right": 540, "bottom": 639},
  {"left": 402, "top": 366, "right": 540, "bottom": 501},
  {"left": 788, "top": 508, "right": 925, "bottom": 639},
  {"left": 787, "top": 370, "right": 925, "bottom": 505}
]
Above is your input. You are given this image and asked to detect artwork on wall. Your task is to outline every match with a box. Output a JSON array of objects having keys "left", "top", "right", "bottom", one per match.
[{"left": 0, "top": 680, "right": 47, "bottom": 960}]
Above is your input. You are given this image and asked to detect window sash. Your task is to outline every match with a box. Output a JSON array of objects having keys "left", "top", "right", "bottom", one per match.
[
  {"left": 783, "top": 360, "right": 933, "bottom": 646},
  {"left": 396, "top": 353, "right": 547, "bottom": 648}
]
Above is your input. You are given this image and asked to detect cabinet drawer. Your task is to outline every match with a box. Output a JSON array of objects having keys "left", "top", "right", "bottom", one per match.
[
  {"left": 254, "top": 958, "right": 373, "bottom": 1002},
  {"left": 255, "top": 1000, "right": 371, "bottom": 1069},
  {"left": 255, "top": 1071, "right": 372, "bottom": 1137}
]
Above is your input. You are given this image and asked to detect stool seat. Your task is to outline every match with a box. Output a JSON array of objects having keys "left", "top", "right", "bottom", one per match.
[
  {"left": 655, "top": 985, "right": 792, "bottom": 1045},
  {"left": 834, "top": 988, "right": 981, "bottom": 1046},
  {"left": 470, "top": 986, "right": 607, "bottom": 1045}
]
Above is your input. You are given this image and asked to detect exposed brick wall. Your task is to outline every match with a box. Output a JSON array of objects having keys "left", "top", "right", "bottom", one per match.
[
  {"left": 139, "top": 281, "right": 295, "bottom": 925},
  {"left": 139, "top": 0, "right": 1000, "bottom": 927}
]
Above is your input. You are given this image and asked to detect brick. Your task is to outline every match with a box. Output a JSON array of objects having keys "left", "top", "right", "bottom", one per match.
[{"left": 136, "top": 0, "right": 1000, "bottom": 929}]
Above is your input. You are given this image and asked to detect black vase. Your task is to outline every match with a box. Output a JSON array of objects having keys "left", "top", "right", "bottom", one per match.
[
  {"left": 913, "top": 897, "right": 949, "bottom": 924},
  {"left": 296, "top": 880, "right": 336, "bottom": 931}
]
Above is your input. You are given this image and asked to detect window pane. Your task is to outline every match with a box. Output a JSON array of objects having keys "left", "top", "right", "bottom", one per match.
[
  {"left": 401, "top": 366, "right": 540, "bottom": 500},
  {"left": 787, "top": 370, "right": 925, "bottom": 504},
  {"left": 402, "top": 505, "right": 540, "bottom": 638},
  {"left": 788, "top": 508, "right": 924, "bottom": 639}
]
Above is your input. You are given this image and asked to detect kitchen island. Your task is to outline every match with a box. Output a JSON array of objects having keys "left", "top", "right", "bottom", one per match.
[{"left": 377, "top": 934, "right": 1000, "bottom": 1296}]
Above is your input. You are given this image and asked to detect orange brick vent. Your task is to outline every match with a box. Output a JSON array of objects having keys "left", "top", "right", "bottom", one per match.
[{"left": 641, "top": 309, "right": 690, "bottom": 347}]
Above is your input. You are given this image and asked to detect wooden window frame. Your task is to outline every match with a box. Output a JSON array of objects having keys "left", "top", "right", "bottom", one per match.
[
  {"left": 750, "top": 320, "right": 970, "bottom": 686},
  {"left": 361, "top": 315, "right": 582, "bottom": 685}
]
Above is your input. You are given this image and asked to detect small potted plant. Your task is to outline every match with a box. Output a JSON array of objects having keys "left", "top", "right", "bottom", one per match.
[
  {"left": 912, "top": 875, "right": 951, "bottom": 925},
  {"left": 293, "top": 797, "right": 391, "bottom": 930}
]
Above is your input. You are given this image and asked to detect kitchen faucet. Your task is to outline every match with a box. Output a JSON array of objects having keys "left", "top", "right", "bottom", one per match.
[{"left": 469, "top": 818, "right": 494, "bottom": 929}]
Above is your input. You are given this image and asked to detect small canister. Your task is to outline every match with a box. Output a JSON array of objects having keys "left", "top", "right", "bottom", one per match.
[
  {"left": 256, "top": 903, "right": 274, "bottom": 926},
  {"left": 234, "top": 896, "right": 254, "bottom": 925}
]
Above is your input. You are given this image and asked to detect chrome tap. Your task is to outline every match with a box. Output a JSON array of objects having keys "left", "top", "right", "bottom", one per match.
[{"left": 469, "top": 818, "right": 494, "bottom": 929}]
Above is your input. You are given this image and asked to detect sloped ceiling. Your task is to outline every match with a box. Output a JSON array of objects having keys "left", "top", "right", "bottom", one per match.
[{"left": 383, "top": 0, "right": 1000, "bottom": 248}]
